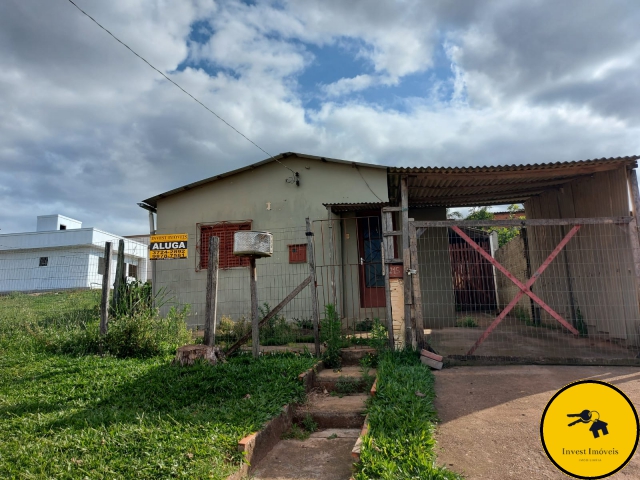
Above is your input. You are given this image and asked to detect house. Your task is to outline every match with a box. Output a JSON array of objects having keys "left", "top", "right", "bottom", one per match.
[
  {"left": 0, "top": 215, "right": 148, "bottom": 293},
  {"left": 140, "top": 152, "right": 640, "bottom": 354},
  {"left": 493, "top": 209, "right": 525, "bottom": 220},
  {"left": 139, "top": 152, "right": 452, "bottom": 330}
]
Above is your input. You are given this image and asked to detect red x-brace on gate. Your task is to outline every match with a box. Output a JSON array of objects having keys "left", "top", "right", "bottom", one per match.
[{"left": 450, "top": 225, "right": 582, "bottom": 356}]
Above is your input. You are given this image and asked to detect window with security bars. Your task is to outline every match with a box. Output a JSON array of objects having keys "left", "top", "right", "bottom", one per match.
[
  {"left": 288, "top": 244, "right": 307, "bottom": 263},
  {"left": 199, "top": 221, "right": 252, "bottom": 270}
]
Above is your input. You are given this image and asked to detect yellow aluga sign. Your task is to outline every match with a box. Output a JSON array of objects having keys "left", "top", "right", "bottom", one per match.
[
  {"left": 149, "top": 234, "right": 188, "bottom": 260},
  {"left": 540, "top": 380, "right": 639, "bottom": 479}
]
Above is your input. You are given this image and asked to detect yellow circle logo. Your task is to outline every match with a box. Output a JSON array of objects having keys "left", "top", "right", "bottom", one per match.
[{"left": 540, "top": 380, "right": 639, "bottom": 479}]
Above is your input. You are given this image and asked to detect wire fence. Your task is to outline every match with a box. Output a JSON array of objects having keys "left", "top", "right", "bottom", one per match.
[{"left": 414, "top": 222, "right": 640, "bottom": 362}]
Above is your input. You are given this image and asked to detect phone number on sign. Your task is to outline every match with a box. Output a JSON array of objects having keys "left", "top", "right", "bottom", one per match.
[{"left": 150, "top": 249, "right": 188, "bottom": 259}]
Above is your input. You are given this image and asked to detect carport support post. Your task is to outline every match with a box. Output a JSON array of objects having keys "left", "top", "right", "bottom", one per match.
[
  {"left": 305, "top": 218, "right": 321, "bottom": 358},
  {"left": 250, "top": 257, "right": 260, "bottom": 358},
  {"left": 204, "top": 236, "right": 219, "bottom": 347},
  {"left": 100, "top": 242, "right": 112, "bottom": 337},
  {"left": 401, "top": 176, "right": 414, "bottom": 347},
  {"left": 627, "top": 168, "right": 640, "bottom": 299}
]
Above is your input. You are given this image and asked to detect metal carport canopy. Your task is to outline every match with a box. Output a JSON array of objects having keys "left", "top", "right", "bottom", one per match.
[{"left": 387, "top": 156, "right": 639, "bottom": 207}]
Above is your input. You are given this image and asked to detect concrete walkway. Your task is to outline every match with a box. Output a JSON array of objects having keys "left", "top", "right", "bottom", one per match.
[{"left": 434, "top": 366, "right": 640, "bottom": 479}]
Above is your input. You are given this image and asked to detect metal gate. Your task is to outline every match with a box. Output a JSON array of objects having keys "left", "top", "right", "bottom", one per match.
[{"left": 410, "top": 217, "right": 640, "bottom": 365}]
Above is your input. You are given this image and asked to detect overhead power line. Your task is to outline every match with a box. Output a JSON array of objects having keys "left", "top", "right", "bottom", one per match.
[{"left": 64, "top": 0, "right": 295, "bottom": 174}]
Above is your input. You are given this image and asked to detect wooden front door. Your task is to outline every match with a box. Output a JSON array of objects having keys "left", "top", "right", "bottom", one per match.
[{"left": 357, "top": 215, "right": 386, "bottom": 308}]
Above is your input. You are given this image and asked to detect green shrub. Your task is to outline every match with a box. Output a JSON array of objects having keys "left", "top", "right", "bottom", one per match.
[
  {"left": 321, "top": 304, "right": 342, "bottom": 368},
  {"left": 455, "top": 316, "right": 478, "bottom": 328},
  {"left": 294, "top": 317, "right": 315, "bottom": 330},
  {"left": 354, "top": 318, "right": 373, "bottom": 332},
  {"left": 105, "top": 306, "right": 192, "bottom": 358},
  {"left": 259, "top": 303, "right": 297, "bottom": 346}
]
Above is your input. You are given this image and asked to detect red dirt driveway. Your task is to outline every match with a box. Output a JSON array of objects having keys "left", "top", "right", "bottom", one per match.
[{"left": 434, "top": 366, "right": 640, "bottom": 479}]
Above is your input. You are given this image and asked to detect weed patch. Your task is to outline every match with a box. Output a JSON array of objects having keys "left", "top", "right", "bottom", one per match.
[{"left": 455, "top": 316, "right": 478, "bottom": 328}]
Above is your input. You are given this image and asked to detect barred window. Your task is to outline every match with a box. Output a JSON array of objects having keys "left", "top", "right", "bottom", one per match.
[
  {"left": 199, "top": 221, "right": 252, "bottom": 270},
  {"left": 288, "top": 244, "right": 307, "bottom": 263}
]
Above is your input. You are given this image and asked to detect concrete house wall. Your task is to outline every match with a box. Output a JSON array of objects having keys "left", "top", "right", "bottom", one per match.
[{"left": 153, "top": 155, "right": 388, "bottom": 327}]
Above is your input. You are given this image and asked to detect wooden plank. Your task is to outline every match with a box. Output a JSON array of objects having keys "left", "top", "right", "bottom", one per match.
[
  {"left": 100, "top": 242, "right": 112, "bottom": 337},
  {"left": 382, "top": 206, "right": 402, "bottom": 212},
  {"left": 381, "top": 210, "right": 395, "bottom": 350},
  {"left": 409, "top": 224, "right": 424, "bottom": 349},
  {"left": 382, "top": 230, "right": 403, "bottom": 236},
  {"left": 384, "top": 258, "right": 404, "bottom": 264},
  {"left": 225, "top": 275, "right": 313, "bottom": 357},
  {"left": 413, "top": 217, "right": 632, "bottom": 228},
  {"left": 401, "top": 175, "right": 412, "bottom": 347},
  {"left": 111, "top": 239, "right": 125, "bottom": 313},
  {"left": 203, "top": 235, "right": 220, "bottom": 347},
  {"left": 250, "top": 257, "right": 259, "bottom": 358},
  {"left": 306, "top": 218, "right": 321, "bottom": 358}
]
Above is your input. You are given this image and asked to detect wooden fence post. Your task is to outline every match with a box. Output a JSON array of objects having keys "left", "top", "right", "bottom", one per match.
[
  {"left": 112, "top": 239, "right": 125, "bottom": 313},
  {"left": 250, "top": 257, "right": 260, "bottom": 358},
  {"left": 204, "top": 236, "right": 220, "bottom": 346},
  {"left": 381, "top": 210, "right": 395, "bottom": 349},
  {"left": 306, "top": 218, "right": 321, "bottom": 358},
  {"left": 400, "top": 176, "right": 414, "bottom": 347},
  {"left": 409, "top": 224, "right": 424, "bottom": 349},
  {"left": 100, "top": 242, "right": 112, "bottom": 336}
]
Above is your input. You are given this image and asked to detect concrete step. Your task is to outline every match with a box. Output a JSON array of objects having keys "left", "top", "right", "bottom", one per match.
[
  {"left": 295, "top": 393, "right": 368, "bottom": 429},
  {"left": 339, "top": 347, "right": 376, "bottom": 366},
  {"left": 315, "top": 366, "right": 376, "bottom": 393},
  {"left": 251, "top": 429, "right": 360, "bottom": 480}
]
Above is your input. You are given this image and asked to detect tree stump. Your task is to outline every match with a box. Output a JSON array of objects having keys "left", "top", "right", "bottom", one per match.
[{"left": 173, "top": 344, "right": 225, "bottom": 366}]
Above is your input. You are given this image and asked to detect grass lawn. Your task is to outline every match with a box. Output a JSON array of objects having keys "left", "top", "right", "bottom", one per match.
[
  {"left": 0, "top": 291, "right": 316, "bottom": 479},
  {"left": 354, "top": 350, "right": 462, "bottom": 480}
]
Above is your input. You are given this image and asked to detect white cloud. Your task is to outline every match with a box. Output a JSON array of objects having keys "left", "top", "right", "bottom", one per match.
[{"left": 0, "top": 0, "right": 638, "bottom": 236}]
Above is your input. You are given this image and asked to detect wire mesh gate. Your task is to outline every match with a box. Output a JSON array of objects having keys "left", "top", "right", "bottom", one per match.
[
  {"left": 312, "top": 216, "right": 389, "bottom": 345},
  {"left": 411, "top": 217, "right": 640, "bottom": 364}
]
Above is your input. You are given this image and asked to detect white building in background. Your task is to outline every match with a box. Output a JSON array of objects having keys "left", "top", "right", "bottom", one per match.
[{"left": 0, "top": 215, "right": 148, "bottom": 293}]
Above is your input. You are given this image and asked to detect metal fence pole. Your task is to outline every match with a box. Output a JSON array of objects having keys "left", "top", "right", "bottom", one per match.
[
  {"left": 306, "top": 218, "right": 321, "bottom": 358},
  {"left": 204, "top": 236, "right": 220, "bottom": 346},
  {"left": 100, "top": 242, "right": 112, "bottom": 336},
  {"left": 250, "top": 257, "right": 260, "bottom": 358}
]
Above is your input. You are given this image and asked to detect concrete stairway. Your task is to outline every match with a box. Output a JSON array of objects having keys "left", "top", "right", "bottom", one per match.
[{"left": 250, "top": 348, "right": 375, "bottom": 480}]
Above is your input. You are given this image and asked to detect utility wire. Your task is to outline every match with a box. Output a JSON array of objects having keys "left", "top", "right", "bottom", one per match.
[
  {"left": 64, "top": 0, "right": 296, "bottom": 175},
  {"left": 355, "top": 165, "right": 385, "bottom": 202}
]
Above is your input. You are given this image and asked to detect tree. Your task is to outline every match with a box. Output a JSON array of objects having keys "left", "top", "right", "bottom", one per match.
[{"left": 462, "top": 205, "right": 525, "bottom": 247}]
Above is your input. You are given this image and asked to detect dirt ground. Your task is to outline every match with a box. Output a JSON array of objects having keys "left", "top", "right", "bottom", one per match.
[{"left": 434, "top": 366, "right": 640, "bottom": 479}]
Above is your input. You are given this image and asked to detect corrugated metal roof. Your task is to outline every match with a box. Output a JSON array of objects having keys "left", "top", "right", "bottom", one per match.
[
  {"left": 388, "top": 156, "right": 639, "bottom": 207},
  {"left": 141, "top": 152, "right": 386, "bottom": 208}
]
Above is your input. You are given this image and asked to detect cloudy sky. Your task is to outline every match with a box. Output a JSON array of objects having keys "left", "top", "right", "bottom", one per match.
[{"left": 1, "top": 0, "right": 639, "bottom": 235}]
